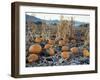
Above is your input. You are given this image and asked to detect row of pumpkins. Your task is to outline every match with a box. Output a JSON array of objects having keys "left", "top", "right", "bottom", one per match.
[{"left": 27, "top": 37, "right": 90, "bottom": 63}]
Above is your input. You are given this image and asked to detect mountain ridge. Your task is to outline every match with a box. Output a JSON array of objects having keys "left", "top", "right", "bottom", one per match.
[{"left": 26, "top": 14, "right": 89, "bottom": 27}]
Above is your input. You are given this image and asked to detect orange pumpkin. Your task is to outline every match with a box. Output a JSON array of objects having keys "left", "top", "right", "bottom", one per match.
[
  {"left": 29, "top": 44, "right": 42, "bottom": 54},
  {"left": 35, "top": 37, "right": 42, "bottom": 43},
  {"left": 62, "top": 46, "right": 69, "bottom": 52},
  {"left": 63, "top": 37, "right": 69, "bottom": 43},
  {"left": 70, "top": 47, "right": 78, "bottom": 54},
  {"left": 61, "top": 51, "right": 70, "bottom": 59},
  {"left": 83, "top": 49, "right": 90, "bottom": 57},
  {"left": 41, "top": 37, "right": 45, "bottom": 41},
  {"left": 44, "top": 44, "right": 52, "bottom": 49},
  {"left": 59, "top": 40, "right": 66, "bottom": 46},
  {"left": 27, "top": 54, "right": 39, "bottom": 63},
  {"left": 48, "top": 39, "right": 55, "bottom": 45},
  {"left": 48, "top": 48, "right": 55, "bottom": 56}
]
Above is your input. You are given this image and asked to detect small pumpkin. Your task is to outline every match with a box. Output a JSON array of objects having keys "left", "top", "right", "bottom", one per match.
[
  {"left": 83, "top": 49, "right": 90, "bottom": 57},
  {"left": 71, "top": 39, "right": 76, "bottom": 44},
  {"left": 48, "top": 39, "right": 55, "bottom": 45},
  {"left": 41, "top": 37, "right": 45, "bottom": 41},
  {"left": 61, "top": 51, "right": 70, "bottom": 59},
  {"left": 35, "top": 37, "right": 42, "bottom": 43},
  {"left": 62, "top": 46, "right": 69, "bottom": 52},
  {"left": 70, "top": 47, "right": 78, "bottom": 54},
  {"left": 29, "top": 44, "right": 42, "bottom": 54},
  {"left": 47, "top": 48, "right": 55, "bottom": 56},
  {"left": 81, "top": 37, "right": 85, "bottom": 41},
  {"left": 27, "top": 54, "right": 39, "bottom": 63},
  {"left": 63, "top": 36, "right": 69, "bottom": 43},
  {"left": 59, "top": 40, "right": 66, "bottom": 46},
  {"left": 44, "top": 44, "right": 52, "bottom": 49}
]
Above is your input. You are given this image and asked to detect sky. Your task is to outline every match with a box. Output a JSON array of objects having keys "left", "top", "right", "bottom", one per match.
[{"left": 26, "top": 13, "right": 90, "bottom": 23}]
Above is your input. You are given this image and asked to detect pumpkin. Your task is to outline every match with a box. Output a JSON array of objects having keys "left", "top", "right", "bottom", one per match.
[
  {"left": 44, "top": 44, "right": 52, "bottom": 49},
  {"left": 59, "top": 40, "right": 66, "bottom": 46},
  {"left": 82, "top": 48, "right": 87, "bottom": 51},
  {"left": 27, "top": 54, "right": 39, "bottom": 63},
  {"left": 61, "top": 51, "right": 70, "bottom": 59},
  {"left": 41, "top": 37, "right": 45, "bottom": 41},
  {"left": 47, "top": 48, "right": 55, "bottom": 56},
  {"left": 62, "top": 46, "right": 69, "bottom": 52},
  {"left": 48, "top": 39, "right": 55, "bottom": 45},
  {"left": 63, "top": 37, "right": 69, "bottom": 43},
  {"left": 70, "top": 47, "right": 78, "bottom": 54},
  {"left": 35, "top": 37, "right": 42, "bottom": 43},
  {"left": 81, "top": 37, "right": 85, "bottom": 41},
  {"left": 71, "top": 39, "right": 76, "bottom": 44},
  {"left": 83, "top": 49, "right": 90, "bottom": 57},
  {"left": 29, "top": 44, "right": 42, "bottom": 54}
]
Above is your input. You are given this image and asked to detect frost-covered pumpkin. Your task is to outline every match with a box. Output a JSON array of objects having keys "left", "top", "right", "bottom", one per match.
[
  {"left": 61, "top": 51, "right": 70, "bottom": 59},
  {"left": 83, "top": 49, "right": 90, "bottom": 57},
  {"left": 44, "top": 44, "right": 52, "bottom": 49},
  {"left": 27, "top": 54, "right": 39, "bottom": 63},
  {"left": 29, "top": 44, "right": 42, "bottom": 54},
  {"left": 35, "top": 37, "right": 42, "bottom": 43},
  {"left": 70, "top": 47, "right": 78, "bottom": 54},
  {"left": 59, "top": 40, "right": 66, "bottom": 46},
  {"left": 62, "top": 46, "right": 69, "bottom": 52}
]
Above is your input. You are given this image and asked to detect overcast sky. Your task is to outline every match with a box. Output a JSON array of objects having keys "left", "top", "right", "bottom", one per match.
[{"left": 26, "top": 13, "right": 90, "bottom": 23}]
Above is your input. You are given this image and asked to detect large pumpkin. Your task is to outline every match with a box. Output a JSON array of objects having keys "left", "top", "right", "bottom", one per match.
[
  {"left": 62, "top": 46, "right": 69, "bottom": 52},
  {"left": 83, "top": 49, "right": 90, "bottom": 57},
  {"left": 27, "top": 54, "right": 39, "bottom": 63},
  {"left": 35, "top": 37, "right": 42, "bottom": 43},
  {"left": 29, "top": 44, "right": 42, "bottom": 54},
  {"left": 59, "top": 40, "right": 66, "bottom": 46},
  {"left": 70, "top": 47, "right": 78, "bottom": 54},
  {"left": 61, "top": 51, "right": 70, "bottom": 59}
]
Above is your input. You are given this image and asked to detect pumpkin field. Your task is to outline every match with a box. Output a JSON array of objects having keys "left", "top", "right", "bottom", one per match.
[{"left": 25, "top": 13, "right": 90, "bottom": 67}]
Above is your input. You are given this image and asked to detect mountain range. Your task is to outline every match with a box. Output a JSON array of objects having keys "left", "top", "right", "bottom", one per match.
[{"left": 26, "top": 14, "right": 89, "bottom": 27}]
